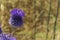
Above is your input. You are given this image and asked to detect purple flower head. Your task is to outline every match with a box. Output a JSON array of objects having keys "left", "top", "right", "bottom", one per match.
[
  {"left": 0, "top": 34, "right": 16, "bottom": 40},
  {"left": 9, "top": 8, "right": 25, "bottom": 27},
  {"left": 10, "top": 8, "right": 25, "bottom": 17}
]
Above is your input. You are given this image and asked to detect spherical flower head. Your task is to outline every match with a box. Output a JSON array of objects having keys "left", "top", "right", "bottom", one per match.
[
  {"left": 10, "top": 8, "right": 25, "bottom": 17},
  {"left": 9, "top": 8, "right": 25, "bottom": 27}
]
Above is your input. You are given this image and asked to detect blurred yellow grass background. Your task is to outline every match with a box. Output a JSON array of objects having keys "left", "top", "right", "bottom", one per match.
[{"left": 0, "top": 0, "right": 60, "bottom": 40}]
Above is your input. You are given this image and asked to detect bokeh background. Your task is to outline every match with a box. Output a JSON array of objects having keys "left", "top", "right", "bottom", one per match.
[{"left": 0, "top": 0, "right": 60, "bottom": 40}]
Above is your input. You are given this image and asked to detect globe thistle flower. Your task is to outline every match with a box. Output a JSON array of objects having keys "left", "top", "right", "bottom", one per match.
[{"left": 9, "top": 8, "right": 25, "bottom": 27}]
